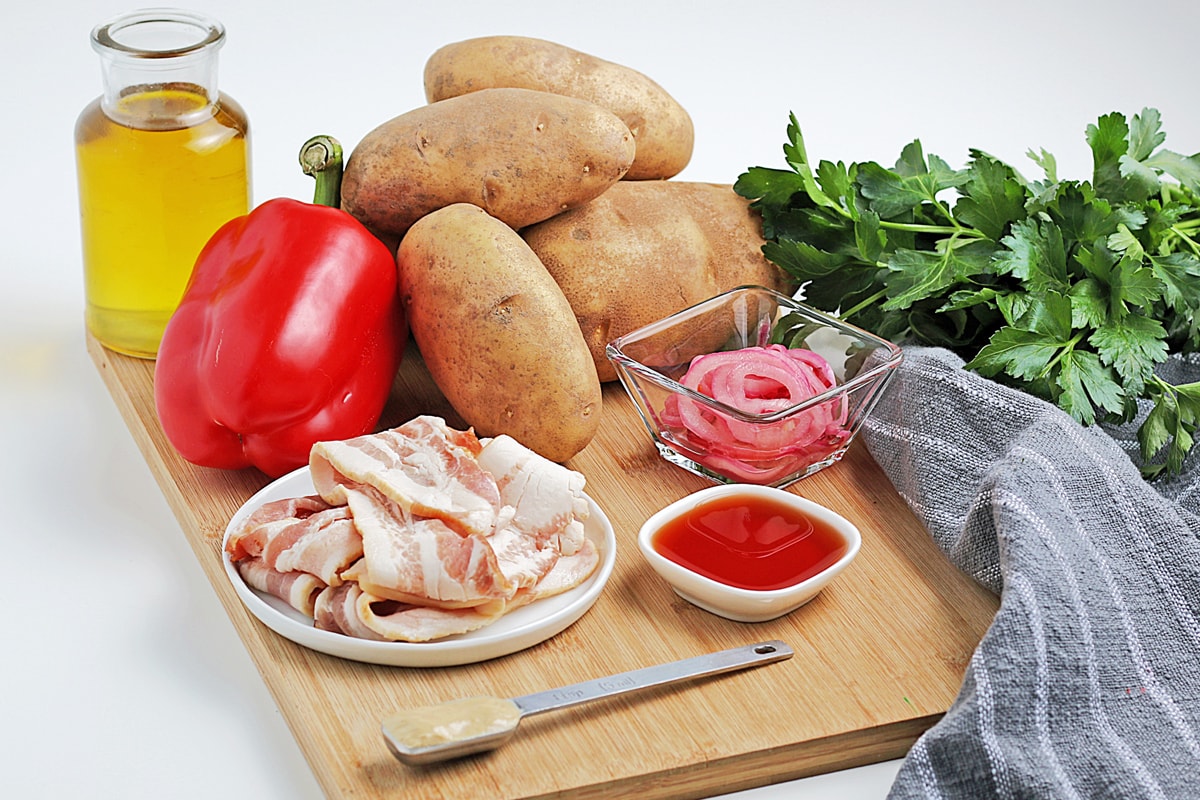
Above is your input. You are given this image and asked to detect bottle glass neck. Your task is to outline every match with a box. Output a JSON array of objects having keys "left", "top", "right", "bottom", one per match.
[{"left": 91, "top": 9, "right": 226, "bottom": 125}]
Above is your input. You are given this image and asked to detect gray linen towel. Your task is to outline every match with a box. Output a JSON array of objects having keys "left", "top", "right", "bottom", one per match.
[{"left": 861, "top": 346, "right": 1200, "bottom": 800}]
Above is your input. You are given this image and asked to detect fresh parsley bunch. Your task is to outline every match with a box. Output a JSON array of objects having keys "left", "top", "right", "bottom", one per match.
[{"left": 735, "top": 108, "right": 1200, "bottom": 478}]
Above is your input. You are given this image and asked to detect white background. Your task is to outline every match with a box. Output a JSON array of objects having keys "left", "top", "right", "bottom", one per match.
[{"left": 4, "top": 0, "right": 1198, "bottom": 797}]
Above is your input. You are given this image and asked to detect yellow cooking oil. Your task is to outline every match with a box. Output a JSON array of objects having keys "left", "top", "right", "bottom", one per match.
[{"left": 75, "top": 85, "right": 250, "bottom": 358}]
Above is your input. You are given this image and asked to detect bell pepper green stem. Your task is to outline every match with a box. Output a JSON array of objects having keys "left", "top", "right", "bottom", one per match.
[{"left": 299, "top": 135, "right": 344, "bottom": 208}]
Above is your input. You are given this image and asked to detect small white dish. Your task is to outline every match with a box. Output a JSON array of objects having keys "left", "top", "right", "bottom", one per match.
[
  {"left": 637, "top": 484, "right": 860, "bottom": 623},
  {"left": 222, "top": 466, "right": 617, "bottom": 667}
]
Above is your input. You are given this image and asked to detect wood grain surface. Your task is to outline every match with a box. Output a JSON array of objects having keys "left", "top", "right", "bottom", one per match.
[{"left": 88, "top": 333, "right": 999, "bottom": 800}]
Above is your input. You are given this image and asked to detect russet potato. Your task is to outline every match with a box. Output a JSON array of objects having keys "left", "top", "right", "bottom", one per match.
[
  {"left": 424, "top": 36, "right": 694, "bottom": 181},
  {"left": 342, "top": 88, "right": 635, "bottom": 240},
  {"left": 521, "top": 181, "right": 792, "bottom": 382},
  {"left": 663, "top": 182, "right": 792, "bottom": 292},
  {"left": 397, "top": 203, "right": 602, "bottom": 462}
]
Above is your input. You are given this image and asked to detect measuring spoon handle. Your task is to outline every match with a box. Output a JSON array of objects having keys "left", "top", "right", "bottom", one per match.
[{"left": 512, "top": 640, "right": 792, "bottom": 717}]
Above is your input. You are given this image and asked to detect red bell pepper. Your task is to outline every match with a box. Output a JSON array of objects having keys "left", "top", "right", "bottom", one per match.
[{"left": 154, "top": 136, "right": 406, "bottom": 478}]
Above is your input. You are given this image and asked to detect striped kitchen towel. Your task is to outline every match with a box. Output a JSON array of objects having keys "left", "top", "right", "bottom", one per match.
[{"left": 862, "top": 345, "right": 1200, "bottom": 800}]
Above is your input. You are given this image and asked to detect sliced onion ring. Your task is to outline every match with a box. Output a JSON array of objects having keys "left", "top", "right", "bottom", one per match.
[{"left": 663, "top": 345, "right": 850, "bottom": 480}]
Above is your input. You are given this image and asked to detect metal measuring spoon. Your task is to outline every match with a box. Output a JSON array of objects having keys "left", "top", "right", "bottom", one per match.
[{"left": 381, "top": 640, "right": 792, "bottom": 765}]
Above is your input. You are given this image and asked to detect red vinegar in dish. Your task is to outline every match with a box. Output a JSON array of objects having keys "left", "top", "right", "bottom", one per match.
[{"left": 650, "top": 492, "right": 849, "bottom": 591}]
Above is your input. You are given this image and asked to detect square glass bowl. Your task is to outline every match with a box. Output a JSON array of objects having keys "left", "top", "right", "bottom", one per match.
[{"left": 606, "top": 285, "right": 902, "bottom": 488}]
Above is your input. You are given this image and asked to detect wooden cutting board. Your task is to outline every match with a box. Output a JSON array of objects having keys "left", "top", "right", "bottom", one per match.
[{"left": 88, "top": 333, "right": 998, "bottom": 800}]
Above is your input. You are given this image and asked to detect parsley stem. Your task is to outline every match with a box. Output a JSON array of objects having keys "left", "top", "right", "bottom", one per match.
[
  {"left": 878, "top": 221, "right": 988, "bottom": 244},
  {"left": 1038, "top": 332, "right": 1086, "bottom": 380},
  {"left": 879, "top": 221, "right": 962, "bottom": 235},
  {"left": 1170, "top": 223, "right": 1200, "bottom": 256},
  {"left": 838, "top": 286, "right": 890, "bottom": 320},
  {"left": 930, "top": 197, "right": 964, "bottom": 231}
]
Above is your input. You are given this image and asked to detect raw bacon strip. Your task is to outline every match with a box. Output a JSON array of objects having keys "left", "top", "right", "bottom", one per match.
[
  {"left": 225, "top": 495, "right": 335, "bottom": 562},
  {"left": 269, "top": 511, "right": 362, "bottom": 587},
  {"left": 487, "top": 525, "right": 562, "bottom": 590},
  {"left": 236, "top": 557, "right": 325, "bottom": 617},
  {"left": 314, "top": 583, "right": 388, "bottom": 640},
  {"left": 310, "top": 415, "right": 501, "bottom": 538},
  {"left": 354, "top": 589, "right": 507, "bottom": 642},
  {"left": 341, "top": 485, "right": 514, "bottom": 606},
  {"left": 339, "top": 559, "right": 509, "bottom": 612},
  {"left": 226, "top": 495, "right": 362, "bottom": 587},
  {"left": 525, "top": 538, "right": 600, "bottom": 601},
  {"left": 477, "top": 434, "right": 589, "bottom": 556}
]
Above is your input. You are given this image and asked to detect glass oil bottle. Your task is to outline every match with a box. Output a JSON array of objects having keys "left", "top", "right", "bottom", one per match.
[{"left": 76, "top": 8, "right": 250, "bottom": 358}]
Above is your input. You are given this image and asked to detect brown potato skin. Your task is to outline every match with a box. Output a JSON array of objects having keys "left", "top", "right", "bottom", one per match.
[
  {"left": 521, "top": 181, "right": 792, "bottom": 382},
  {"left": 397, "top": 203, "right": 602, "bottom": 462},
  {"left": 664, "top": 182, "right": 793, "bottom": 293},
  {"left": 424, "top": 36, "right": 694, "bottom": 181},
  {"left": 342, "top": 88, "right": 635, "bottom": 239}
]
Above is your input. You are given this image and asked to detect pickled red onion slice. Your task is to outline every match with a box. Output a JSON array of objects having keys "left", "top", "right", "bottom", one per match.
[{"left": 662, "top": 345, "right": 850, "bottom": 478}]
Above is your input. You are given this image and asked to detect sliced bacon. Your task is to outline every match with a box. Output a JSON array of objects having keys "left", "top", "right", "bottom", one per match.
[
  {"left": 526, "top": 539, "right": 600, "bottom": 601},
  {"left": 310, "top": 415, "right": 501, "bottom": 538},
  {"left": 269, "top": 510, "right": 362, "bottom": 587},
  {"left": 477, "top": 434, "right": 589, "bottom": 556},
  {"left": 487, "top": 525, "right": 562, "bottom": 590},
  {"left": 354, "top": 589, "right": 507, "bottom": 642},
  {"left": 314, "top": 582, "right": 388, "bottom": 640},
  {"left": 341, "top": 485, "right": 514, "bottom": 605},
  {"left": 225, "top": 495, "right": 335, "bottom": 562},
  {"left": 231, "top": 417, "right": 603, "bottom": 643},
  {"left": 236, "top": 557, "right": 325, "bottom": 617},
  {"left": 337, "top": 559, "right": 506, "bottom": 611},
  {"left": 226, "top": 495, "right": 362, "bottom": 587}
]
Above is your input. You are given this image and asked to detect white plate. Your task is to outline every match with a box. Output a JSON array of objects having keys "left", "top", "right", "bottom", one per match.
[{"left": 222, "top": 467, "right": 616, "bottom": 667}]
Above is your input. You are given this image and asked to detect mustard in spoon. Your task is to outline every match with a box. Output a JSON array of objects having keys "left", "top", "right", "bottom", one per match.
[{"left": 382, "top": 640, "right": 793, "bottom": 765}]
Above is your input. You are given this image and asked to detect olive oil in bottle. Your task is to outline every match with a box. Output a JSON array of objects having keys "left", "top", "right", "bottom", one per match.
[{"left": 76, "top": 9, "right": 250, "bottom": 359}]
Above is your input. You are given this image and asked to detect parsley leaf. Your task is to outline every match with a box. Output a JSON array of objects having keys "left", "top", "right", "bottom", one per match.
[
  {"left": 967, "top": 326, "right": 1064, "bottom": 383},
  {"left": 883, "top": 243, "right": 994, "bottom": 311},
  {"left": 1087, "top": 111, "right": 1135, "bottom": 201},
  {"left": 739, "top": 107, "right": 1200, "bottom": 477},
  {"left": 1089, "top": 313, "right": 1167, "bottom": 395},
  {"left": 857, "top": 149, "right": 968, "bottom": 218},
  {"left": 1140, "top": 379, "right": 1200, "bottom": 477},
  {"left": 1058, "top": 349, "right": 1126, "bottom": 425},
  {"left": 954, "top": 152, "right": 1027, "bottom": 241},
  {"left": 996, "top": 218, "right": 1070, "bottom": 292}
]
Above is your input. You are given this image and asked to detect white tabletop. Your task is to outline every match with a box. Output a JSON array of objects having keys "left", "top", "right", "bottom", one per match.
[{"left": 6, "top": 0, "right": 1198, "bottom": 797}]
